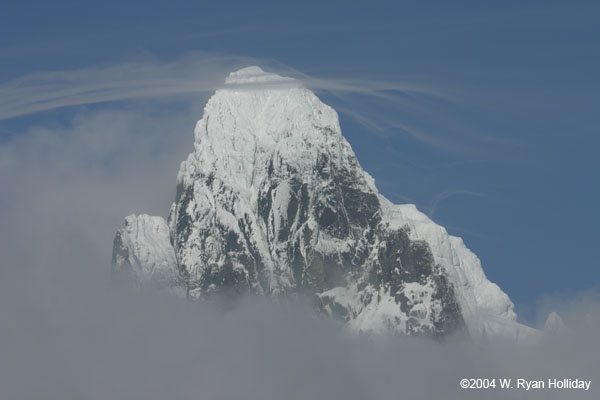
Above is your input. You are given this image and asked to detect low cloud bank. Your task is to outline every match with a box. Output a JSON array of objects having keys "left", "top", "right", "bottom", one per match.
[{"left": 1, "top": 264, "right": 599, "bottom": 400}]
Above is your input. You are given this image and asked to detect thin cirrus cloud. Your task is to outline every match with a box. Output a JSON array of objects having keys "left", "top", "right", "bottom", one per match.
[
  {"left": 0, "top": 52, "right": 508, "bottom": 158},
  {"left": 0, "top": 54, "right": 255, "bottom": 120},
  {"left": 0, "top": 52, "right": 452, "bottom": 121},
  {"left": 427, "top": 189, "right": 487, "bottom": 219}
]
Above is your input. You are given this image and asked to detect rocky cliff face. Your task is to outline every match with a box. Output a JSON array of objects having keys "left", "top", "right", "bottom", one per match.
[{"left": 112, "top": 66, "right": 535, "bottom": 339}]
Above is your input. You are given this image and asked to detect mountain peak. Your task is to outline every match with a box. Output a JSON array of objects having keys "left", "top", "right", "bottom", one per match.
[
  {"left": 224, "top": 66, "right": 298, "bottom": 86},
  {"left": 112, "top": 69, "right": 535, "bottom": 340}
]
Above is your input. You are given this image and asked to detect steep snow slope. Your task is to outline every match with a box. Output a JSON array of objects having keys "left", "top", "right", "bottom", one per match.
[
  {"left": 112, "top": 66, "right": 536, "bottom": 339},
  {"left": 377, "top": 197, "right": 538, "bottom": 339},
  {"left": 112, "top": 214, "right": 181, "bottom": 291}
]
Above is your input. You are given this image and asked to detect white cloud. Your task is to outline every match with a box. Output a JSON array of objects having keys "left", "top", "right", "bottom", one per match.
[{"left": 0, "top": 53, "right": 259, "bottom": 120}]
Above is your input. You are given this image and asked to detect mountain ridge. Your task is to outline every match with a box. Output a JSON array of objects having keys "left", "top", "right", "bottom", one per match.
[{"left": 112, "top": 66, "right": 537, "bottom": 339}]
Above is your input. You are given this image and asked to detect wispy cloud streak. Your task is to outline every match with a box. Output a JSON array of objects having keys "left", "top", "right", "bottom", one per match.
[
  {"left": 0, "top": 53, "right": 452, "bottom": 120},
  {"left": 428, "top": 189, "right": 487, "bottom": 219},
  {"left": 0, "top": 53, "right": 507, "bottom": 156},
  {"left": 0, "top": 53, "right": 260, "bottom": 120}
]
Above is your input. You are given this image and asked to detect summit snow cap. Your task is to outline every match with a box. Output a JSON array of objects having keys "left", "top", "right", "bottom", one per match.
[{"left": 224, "top": 66, "right": 300, "bottom": 88}]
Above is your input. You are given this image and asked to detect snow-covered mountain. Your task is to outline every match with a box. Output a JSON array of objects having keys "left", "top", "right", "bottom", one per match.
[{"left": 112, "top": 66, "right": 537, "bottom": 339}]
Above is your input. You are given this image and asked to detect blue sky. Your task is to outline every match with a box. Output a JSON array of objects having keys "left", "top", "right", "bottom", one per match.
[{"left": 1, "top": 0, "right": 598, "bottom": 322}]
